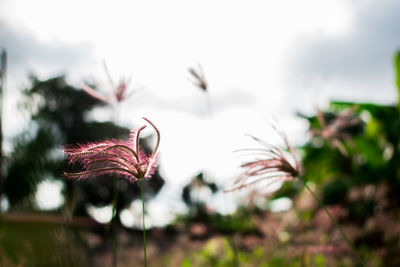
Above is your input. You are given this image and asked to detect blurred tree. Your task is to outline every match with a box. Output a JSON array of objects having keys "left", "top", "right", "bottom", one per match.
[{"left": 182, "top": 172, "right": 218, "bottom": 222}]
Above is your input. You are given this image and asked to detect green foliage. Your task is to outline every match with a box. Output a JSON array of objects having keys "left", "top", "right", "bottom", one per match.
[
  {"left": 209, "top": 208, "right": 256, "bottom": 234},
  {"left": 272, "top": 179, "right": 301, "bottom": 200},
  {"left": 175, "top": 207, "right": 257, "bottom": 234},
  {"left": 179, "top": 237, "right": 346, "bottom": 267},
  {"left": 322, "top": 178, "right": 350, "bottom": 205},
  {"left": 301, "top": 144, "right": 346, "bottom": 184},
  {"left": 5, "top": 128, "right": 56, "bottom": 206},
  {"left": 301, "top": 101, "right": 400, "bottom": 198},
  {"left": 394, "top": 51, "right": 400, "bottom": 105},
  {"left": 0, "top": 219, "right": 91, "bottom": 266},
  {"left": 295, "top": 99, "right": 400, "bottom": 265}
]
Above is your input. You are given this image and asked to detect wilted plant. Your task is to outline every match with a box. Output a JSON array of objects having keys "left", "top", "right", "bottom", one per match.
[
  {"left": 227, "top": 123, "right": 364, "bottom": 266},
  {"left": 63, "top": 117, "right": 160, "bottom": 267}
]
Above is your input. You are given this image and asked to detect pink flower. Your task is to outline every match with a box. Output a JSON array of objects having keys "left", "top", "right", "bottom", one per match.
[
  {"left": 81, "top": 62, "right": 135, "bottom": 104},
  {"left": 63, "top": 118, "right": 160, "bottom": 183},
  {"left": 312, "top": 106, "right": 362, "bottom": 156},
  {"left": 226, "top": 125, "right": 301, "bottom": 192}
]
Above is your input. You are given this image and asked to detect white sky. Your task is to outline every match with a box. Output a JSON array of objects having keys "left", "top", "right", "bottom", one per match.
[{"left": 1, "top": 0, "right": 399, "bottom": 224}]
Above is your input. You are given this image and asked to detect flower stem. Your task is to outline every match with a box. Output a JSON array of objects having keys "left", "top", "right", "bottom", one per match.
[
  {"left": 112, "top": 175, "right": 119, "bottom": 267},
  {"left": 140, "top": 180, "right": 147, "bottom": 267},
  {"left": 302, "top": 180, "right": 364, "bottom": 266}
]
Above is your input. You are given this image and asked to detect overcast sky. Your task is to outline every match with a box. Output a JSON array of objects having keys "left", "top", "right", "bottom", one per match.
[
  {"left": 286, "top": 1, "right": 400, "bottom": 107},
  {"left": 1, "top": 0, "right": 400, "bottom": 222}
]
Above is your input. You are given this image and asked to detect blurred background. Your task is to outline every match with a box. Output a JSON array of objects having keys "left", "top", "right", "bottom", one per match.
[{"left": 1, "top": 0, "right": 400, "bottom": 266}]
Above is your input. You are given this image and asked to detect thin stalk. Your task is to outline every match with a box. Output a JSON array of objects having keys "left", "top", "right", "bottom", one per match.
[
  {"left": 302, "top": 180, "right": 364, "bottom": 266},
  {"left": 111, "top": 105, "right": 120, "bottom": 267},
  {"left": 111, "top": 175, "right": 119, "bottom": 267},
  {"left": 140, "top": 180, "right": 147, "bottom": 267}
]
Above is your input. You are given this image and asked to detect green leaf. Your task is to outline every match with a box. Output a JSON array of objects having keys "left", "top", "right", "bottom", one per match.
[{"left": 394, "top": 51, "right": 400, "bottom": 105}]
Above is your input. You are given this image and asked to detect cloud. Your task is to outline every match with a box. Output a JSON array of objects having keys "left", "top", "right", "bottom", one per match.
[
  {"left": 285, "top": 1, "right": 400, "bottom": 105},
  {"left": 0, "top": 19, "right": 97, "bottom": 138},
  {"left": 0, "top": 19, "right": 96, "bottom": 81}
]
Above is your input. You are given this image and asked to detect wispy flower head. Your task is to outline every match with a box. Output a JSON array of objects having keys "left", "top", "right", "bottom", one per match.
[
  {"left": 312, "top": 106, "right": 363, "bottom": 155},
  {"left": 226, "top": 124, "right": 301, "bottom": 192},
  {"left": 188, "top": 63, "right": 207, "bottom": 91},
  {"left": 63, "top": 118, "right": 160, "bottom": 183},
  {"left": 81, "top": 61, "right": 135, "bottom": 104}
]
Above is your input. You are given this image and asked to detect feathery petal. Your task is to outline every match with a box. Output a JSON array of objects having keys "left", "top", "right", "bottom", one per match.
[
  {"left": 62, "top": 118, "right": 160, "bottom": 183},
  {"left": 227, "top": 125, "right": 300, "bottom": 192},
  {"left": 312, "top": 106, "right": 363, "bottom": 156}
]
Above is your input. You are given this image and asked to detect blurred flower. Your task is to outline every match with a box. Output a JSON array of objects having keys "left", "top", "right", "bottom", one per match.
[
  {"left": 188, "top": 63, "right": 207, "bottom": 91},
  {"left": 81, "top": 61, "right": 135, "bottom": 104},
  {"left": 63, "top": 118, "right": 160, "bottom": 183},
  {"left": 312, "top": 106, "right": 363, "bottom": 155},
  {"left": 226, "top": 125, "right": 301, "bottom": 192}
]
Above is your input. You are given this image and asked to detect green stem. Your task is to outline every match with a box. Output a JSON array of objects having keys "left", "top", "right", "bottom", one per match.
[
  {"left": 112, "top": 176, "right": 119, "bottom": 267},
  {"left": 140, "top": 180, "right": 147, "bottom": 267},
  {"left": 302, "top": 180, "right": 364, "bottom": 267}
]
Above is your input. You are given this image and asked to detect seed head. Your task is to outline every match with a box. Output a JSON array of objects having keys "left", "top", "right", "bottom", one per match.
[
  {"left": 62, "top": 118, "right": 160, "bottom": 183},
  {"left": 188, "top": 64, "right": 207, "bottom": 91},
  {"left": 312, "top": 106, "right": 363, "bottom": 155},
  {"left": 81, "top": 61, "right": 135, "bottom": 104},
  {"left": 226, "top": 124, "right": 301, "bottom": 192}
]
